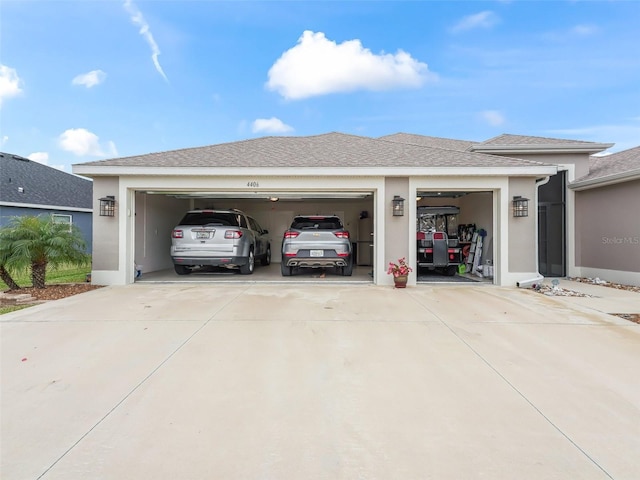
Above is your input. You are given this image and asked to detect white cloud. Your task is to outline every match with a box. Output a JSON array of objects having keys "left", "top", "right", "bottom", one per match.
[
  {"left": 1, "top": 135, "right": 8, "bottom": 146},
  {"left": 252, "top": 117, "right": 294, "bottom": 134},
  {"left": 27, "top": 151, "right": 66, "bottom": 171},
  {"left": 58, "top": 128, "right": 118, "bottom": 157},
  {"left": 0, "top": 64, "right": 23, "bottom": 107},
  {"left": 123, "top": 0, "right": 168, "bottom": 82},
  {"left": 266, "top": 31, "right": 433, "bottom": 100},
  {"left": 481, "top": 110, "right": 505, "bottom": 126},
  {"left": 451, "top": 11, "right": 500, "bottom": 33},
  {"left": 27, "top": 152, "right": 49, "bottom": 163},
  {"left": 72, "top": 70, "right": 107, "bottom": 88},
  {"left": 570, "top": 24, "right": 599, "bottom": 36}
]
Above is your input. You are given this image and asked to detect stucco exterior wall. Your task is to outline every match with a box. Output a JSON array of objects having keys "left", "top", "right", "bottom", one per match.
[
  {"left": 575, "top": 180, "right": 640, "bottom": 274},
  {"left": 510, "top": 152, "right": 588, "bottom": 179},
  {"left": 508, "top": 177, "right": 538, "bottom": 273},
  {"left": 385, "top": 177, "right": 411, "bottom": 280},
  {"left": 92, "top": 177, "right": 120, "bottom": 271}
]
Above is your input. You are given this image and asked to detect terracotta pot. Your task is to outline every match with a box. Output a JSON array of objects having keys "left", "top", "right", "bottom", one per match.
[{"left": 393, "top": 275, "right": 408, "bottom": 288}]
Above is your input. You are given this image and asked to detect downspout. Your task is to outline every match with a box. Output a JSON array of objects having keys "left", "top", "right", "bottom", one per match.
[{"left": 516, "top": 176, "right": 550, "bottom": 288}]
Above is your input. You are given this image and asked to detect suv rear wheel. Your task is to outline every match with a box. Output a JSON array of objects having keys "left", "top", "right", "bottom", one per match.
[
  {"left": 239, "top": 249, "right": 255, "bottom": 275},
  {"left": 341, "top": 256, "right": 353, "bottom": 276},
  {"left": 280, "top": 262, "right": 292, "bottom": 276},
  {"left": 174, "top": 264, "right": 191, "bottom": 276}
]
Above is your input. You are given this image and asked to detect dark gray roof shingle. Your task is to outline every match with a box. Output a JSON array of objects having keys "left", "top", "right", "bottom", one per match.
[
  {"left": 1, "top": 152, "right": 92, "bottom": 209},
  {"left": 75, "top": 132, "right": 553, "bottom": 170}
]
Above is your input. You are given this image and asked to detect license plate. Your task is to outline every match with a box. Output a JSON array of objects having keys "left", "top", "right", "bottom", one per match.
[
  {"left": 310, "top": 250, "right": 324, "bottom": 257},
  {"left": 196, "top": 231, "right": 210, "bottom": 239}
]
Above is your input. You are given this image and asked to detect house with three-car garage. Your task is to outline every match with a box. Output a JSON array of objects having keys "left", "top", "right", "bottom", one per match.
[{"left": 72, "top": 131, "right": 619, "bottom": 287}]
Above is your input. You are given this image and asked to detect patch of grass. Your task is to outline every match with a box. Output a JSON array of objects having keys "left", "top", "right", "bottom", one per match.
[
  {"left": 0, "top": 304, "right": 33, "bottom": 315},
  {"left": 1, "top": 264, "right": 91, "bottom": 290}
]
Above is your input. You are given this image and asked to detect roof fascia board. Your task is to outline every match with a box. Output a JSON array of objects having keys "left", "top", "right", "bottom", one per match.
[
  {"left": 570, "top": 170, "right": 640, "bottom": 191},
  {"left": 0, "top": 201, "right": 93, "bottom": 212},
  {"left": 471, "top": 143, "right": 613, "bottom": 155},
  {"left": 73, "top": 165, "right": 557, "bottom": 177}
]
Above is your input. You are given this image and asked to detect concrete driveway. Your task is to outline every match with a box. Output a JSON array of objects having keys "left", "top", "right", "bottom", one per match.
[{"left": 1, "top": 281, "right": 639, "bottom": 479}]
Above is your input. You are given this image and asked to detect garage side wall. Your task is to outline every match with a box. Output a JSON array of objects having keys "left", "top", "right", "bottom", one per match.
[
  {"left": 459, "top": 193, "right": 494, "bottom": 264},
  {"left": 92, "top": 177, "right": 120, "bottom": 273},
  {"left": 135, "top": 193, "right": 189, "bottom": 275},
  {"left": 575, "top": 179, "right": 640, "bottom": 286}
]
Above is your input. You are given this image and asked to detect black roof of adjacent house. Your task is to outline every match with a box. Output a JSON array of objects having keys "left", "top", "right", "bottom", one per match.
[{"left": 0, "top": 152, "right": 93, "bottom": 209}]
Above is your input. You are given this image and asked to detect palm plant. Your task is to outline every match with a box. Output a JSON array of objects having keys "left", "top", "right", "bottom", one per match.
[{"left": 0, "top": 215, "right": 90, "bottom": 289}]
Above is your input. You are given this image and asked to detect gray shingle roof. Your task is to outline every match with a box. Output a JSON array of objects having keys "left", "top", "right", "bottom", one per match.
[
  {"left": 577, "top": 145, "right": 640, "bottom": 183},
  {"left": 75, "top": 132, "right": 552, "bottom": 170},
  {"left": 1, "top": 152, "right": 92, "bottom": 208},
  {"left": 378, "top": 133, "right": 475, "bottom": 152},
  {"left": 480, "top": 133, "right": 608, "bottom": 147}
]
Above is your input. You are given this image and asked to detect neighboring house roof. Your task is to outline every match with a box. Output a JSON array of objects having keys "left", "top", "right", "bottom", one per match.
[
  {"left": 0, "top": 152, "right": 93, "bottom": 210},
  {"left": 73, "top": 132, "right": 556, "bottom": 176},
  {"left": 471, "top": 133, "right": 613, "bottom": 154},
  {"left": 571, "top": 145, "right": 640, "bottom": 190},
  {"left": 378, "top": 133, "right": 475, "bottom": 152}
]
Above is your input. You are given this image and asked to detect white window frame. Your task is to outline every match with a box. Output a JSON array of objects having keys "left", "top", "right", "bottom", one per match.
[{"left": 52, "top": 214, "right": 73, "bottom": 232}]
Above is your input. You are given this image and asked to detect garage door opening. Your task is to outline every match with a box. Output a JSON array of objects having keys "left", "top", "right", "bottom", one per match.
[
  {"left": 132, "top": 190, "right": 376, "bottom": 284},
  {"left": 416, "top": 190, "right": 494, "bottom": 284}
]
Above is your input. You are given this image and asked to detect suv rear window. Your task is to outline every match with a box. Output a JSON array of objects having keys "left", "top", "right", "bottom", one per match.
[
  {"left": 291, "top": 217, "right": 343, "bottom": 230},
  {"left": 179, "top": 212, "right": 241, "bottom": 226}
]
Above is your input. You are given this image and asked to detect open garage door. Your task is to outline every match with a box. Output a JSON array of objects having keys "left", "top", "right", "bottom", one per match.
[
  {"left": 416, "top": 190, "right": 494, "bottom": 284},
  {"left": 132, "top": 189, "right": 376, "bottom": 284}
]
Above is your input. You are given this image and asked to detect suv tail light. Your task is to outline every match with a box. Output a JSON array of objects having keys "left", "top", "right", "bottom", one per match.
[
  {"left": 172, "top": 229, "right": 183, "bottom": 239},
  {"left": 283, "top": 231, "right": 299, "bottom": 239},
  {"left": 334, "top": 231, "right": 350, "bottom": 239},
  {"left": 225, "top": 230, "right": 243, "bottom": 239}
]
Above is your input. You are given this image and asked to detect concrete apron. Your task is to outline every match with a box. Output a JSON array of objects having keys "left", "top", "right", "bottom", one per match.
[{"left": 1, "top": 283, "right": 639, "bottom": 480}]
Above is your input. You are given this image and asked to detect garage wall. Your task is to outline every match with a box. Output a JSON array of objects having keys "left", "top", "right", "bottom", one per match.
[
  {"left": 459, "top": 193, "right": 494, "bottom": 263},
  {"left": 135, "top": 193, "right": 189, "bottom": 274}
]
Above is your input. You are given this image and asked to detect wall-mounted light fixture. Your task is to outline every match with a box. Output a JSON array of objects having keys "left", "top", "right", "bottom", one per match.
[
  {"left": 392, "top": 195, "right": 405, "bottom": 216},
  {"left": 99, "top": 195, "right": 116, "bottom": 217},
  {"left": 269, "top": 197, "right": 279, "bottom": 202},
  {"left": 512, "top": 196, "right": 529, "bottom": 217}
]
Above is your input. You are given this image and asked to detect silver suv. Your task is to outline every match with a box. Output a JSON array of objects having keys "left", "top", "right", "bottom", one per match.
[
  {"left": 281, "top": 215, "right": 353, "bottom": 276},
  {"left": 171, "top": 209, "right": 270, "bottom": 275}
]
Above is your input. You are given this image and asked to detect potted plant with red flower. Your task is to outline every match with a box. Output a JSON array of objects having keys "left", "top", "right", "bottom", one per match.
[{"left": 387, "top": 257, "right": 412, "bottom": 288}]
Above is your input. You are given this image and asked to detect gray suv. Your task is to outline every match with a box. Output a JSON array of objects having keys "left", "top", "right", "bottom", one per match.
[
  {"left": 171, "top": 209, "right": 270, "bottom": 275},
  {"left": 281, "top": 215, "right": 353, "bottom": 276}
]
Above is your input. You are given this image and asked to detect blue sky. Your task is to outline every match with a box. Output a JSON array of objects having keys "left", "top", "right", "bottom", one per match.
[{"left": 1, "top": 0, "right": 639, "bottom": 172}]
